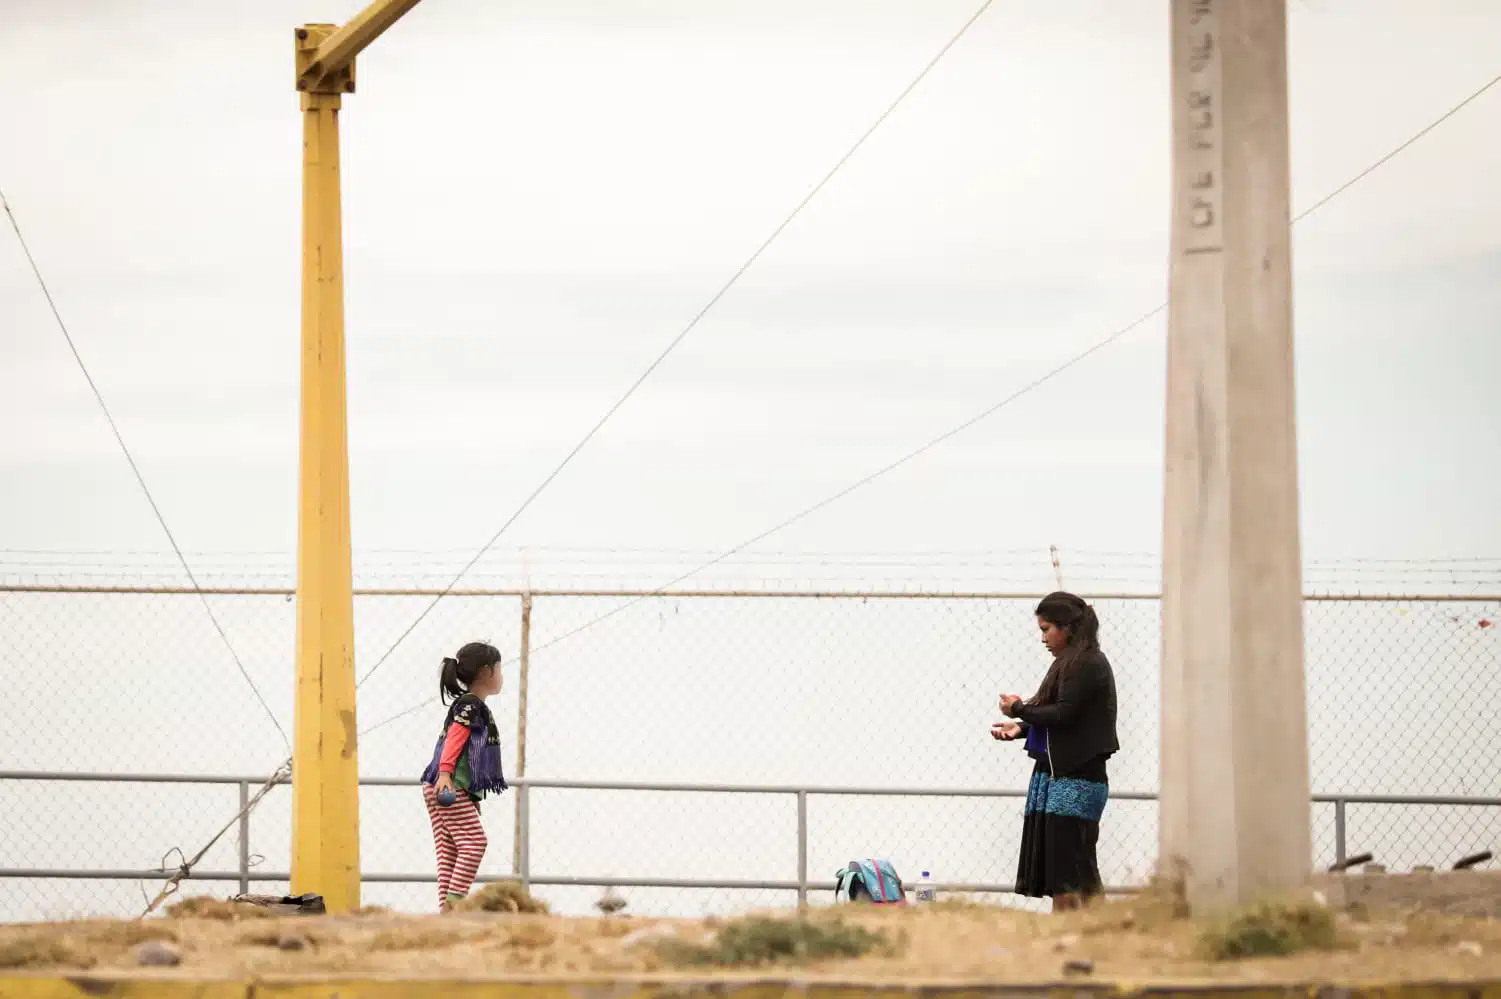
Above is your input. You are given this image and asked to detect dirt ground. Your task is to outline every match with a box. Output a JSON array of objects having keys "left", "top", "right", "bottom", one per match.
[{"left": 2, "top": 892, "right": 1501, "bottom": 983}]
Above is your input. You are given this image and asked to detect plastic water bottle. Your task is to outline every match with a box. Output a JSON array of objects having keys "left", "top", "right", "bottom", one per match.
[{"left": 914, "top": 871, "right": 936, "bottom": 904}]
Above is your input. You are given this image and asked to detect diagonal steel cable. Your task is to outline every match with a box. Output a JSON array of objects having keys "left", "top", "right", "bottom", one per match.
[
  {"left": 359, "top": 65, "right": 1501, "bottom": 737},
  {"left": 3, "top": 190, "right": 290, "bottom": 748},
  {"left": 353, "top": 0, "right": 1002, "bottom": 691}
]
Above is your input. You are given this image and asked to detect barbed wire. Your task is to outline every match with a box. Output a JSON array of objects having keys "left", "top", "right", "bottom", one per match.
[
  {"left": 6, "top": 558, "right": 1500, "bottom": 595},
  {"left": 7, "top": 544, "right": 1500, "bottom": 592},
  {"left": 8, "top": 544, "right": 1501, "bottom": 562},
  {"left": 7, "top": 546, "right": 1501, "bottom": 575}
]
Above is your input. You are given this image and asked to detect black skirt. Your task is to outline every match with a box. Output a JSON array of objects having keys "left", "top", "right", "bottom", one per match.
[{"left": 1015, "top": 755, "right": 1109, "bottom": 899}]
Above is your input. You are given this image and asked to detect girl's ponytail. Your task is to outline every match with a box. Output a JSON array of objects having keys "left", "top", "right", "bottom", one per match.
[
  {"left": 439, "top": 656, "right": 464, "bottom": 704},
  {"left": 438, "top": 642, "right": 502, "bottom": 705}
]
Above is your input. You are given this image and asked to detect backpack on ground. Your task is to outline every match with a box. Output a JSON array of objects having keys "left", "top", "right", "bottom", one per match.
[{"left": 833, "top": 858, "right": 905, "bottom": 904}]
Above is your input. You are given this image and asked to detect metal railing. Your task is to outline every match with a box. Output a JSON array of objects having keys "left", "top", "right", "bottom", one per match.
[{"left": 3, "top": 770, "right": 1498, "bottom": 908}]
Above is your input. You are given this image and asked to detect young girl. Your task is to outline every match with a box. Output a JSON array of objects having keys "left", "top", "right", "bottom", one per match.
[{"left": 420, "top": 641, "right": 507, "bottom": 911}]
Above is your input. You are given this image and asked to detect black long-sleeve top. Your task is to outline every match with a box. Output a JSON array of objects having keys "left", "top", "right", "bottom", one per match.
[{"left": 1009, "top": 648, "right": 1120, "bottom": 776}]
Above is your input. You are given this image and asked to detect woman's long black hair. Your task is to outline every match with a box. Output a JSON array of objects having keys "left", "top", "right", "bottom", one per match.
[
  {"left": 1030, "top": 591, "right": 1100, "bottom": 705},
  {"left": 439, "top": 641, "right": 502, "bottom": 704}
]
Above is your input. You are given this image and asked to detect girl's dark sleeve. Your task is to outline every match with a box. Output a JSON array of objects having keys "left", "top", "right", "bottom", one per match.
[{"left": 1015, "top": 654, "right": 1105, "bottom": 728}]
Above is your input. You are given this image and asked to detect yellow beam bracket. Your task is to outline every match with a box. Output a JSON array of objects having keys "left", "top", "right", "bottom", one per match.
[
  {"left": 296, "top": 0, "right": 424, "bottom": 94},
  {"left": 296, "top": 24, "right": 356, "bottom": 96}
]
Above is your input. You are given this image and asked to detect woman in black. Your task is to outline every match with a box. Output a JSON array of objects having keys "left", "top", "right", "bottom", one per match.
[{"left": 991, "top": 591, "right": 1119, "bottom": 910}]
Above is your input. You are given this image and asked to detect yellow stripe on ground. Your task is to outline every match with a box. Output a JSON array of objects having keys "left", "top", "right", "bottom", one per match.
[{"left": 3, "top": 979, "right": 1501, "bottom": 999}]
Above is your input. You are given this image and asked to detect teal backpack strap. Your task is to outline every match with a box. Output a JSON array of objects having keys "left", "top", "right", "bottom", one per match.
[
  {"left": 833, "top": 867, "right": 852, "bottom": 902},
  {"left": 860, "top": 859, "right": 894, "bottom": 902},
  {"left": 876, "top": 860, "right": 905, "bottom": 902}
]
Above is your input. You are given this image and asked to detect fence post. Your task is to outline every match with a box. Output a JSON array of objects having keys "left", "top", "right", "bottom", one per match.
[
  {"left": 237, "top": 780, "right": 251, "bottom": 896},
  {"left": 517, "top": 782, "right": 531, "bottom": 890},
  {"left": 796, "top": 790, "right": 808, "bottom": 909},
  {"left": 1334, "top": 798, "right": 1347, "bottom": 868},
  {"left": 513, "top": 593, "right": 532, "bottom": 877}
]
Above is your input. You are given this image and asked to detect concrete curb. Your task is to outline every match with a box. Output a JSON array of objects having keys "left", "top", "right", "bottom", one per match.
[{"left": 3, "top": 977, "right": 1501, "bottom": 999}]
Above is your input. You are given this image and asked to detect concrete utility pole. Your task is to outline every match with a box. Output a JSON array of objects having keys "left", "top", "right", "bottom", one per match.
[{"left": 1159, "top": 0, "right": 1312, "bottom": 911}]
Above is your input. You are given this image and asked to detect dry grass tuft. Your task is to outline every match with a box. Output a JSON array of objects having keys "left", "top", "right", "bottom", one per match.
[
  {"left": 0, "top": 936, "right": 90, "bottom": 969},
  {"left": 656, "top": 914, "right": 893, "bottom": 968},
  {"left": 453, "top": 880, "right": 550, "bottom": 915},
  {"left": 1197, "top": 895, "right": 1340, "bottom": 961},
  {"left": 369, "top": 925, "right": 466, "bottom": 952},
  {"left": 164, "top": 897, "right": 273, "bottom": 921}
]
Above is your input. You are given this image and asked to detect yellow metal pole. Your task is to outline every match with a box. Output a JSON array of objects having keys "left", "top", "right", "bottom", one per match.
[{"left": 291, "top": 23, "right": 360, "bottom": 913}]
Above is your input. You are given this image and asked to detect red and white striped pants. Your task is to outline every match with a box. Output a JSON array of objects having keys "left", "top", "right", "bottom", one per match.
[{"left": 423, "top": 783, "right": 487, "bottom": 908}]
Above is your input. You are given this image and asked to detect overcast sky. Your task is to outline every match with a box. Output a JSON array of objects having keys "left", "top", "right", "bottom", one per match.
[{"left": 3, "top": 0, "right": 1499, "bottom": 571}]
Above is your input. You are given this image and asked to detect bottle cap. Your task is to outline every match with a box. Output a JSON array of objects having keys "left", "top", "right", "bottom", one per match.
[{"left": 921, "top": 871, "right": 930, "bottom": 877}]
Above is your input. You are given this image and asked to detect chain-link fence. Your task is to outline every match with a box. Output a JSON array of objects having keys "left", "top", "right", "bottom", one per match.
[{"left": 1, "top": 579, "right": 1497, "bottom": 920}]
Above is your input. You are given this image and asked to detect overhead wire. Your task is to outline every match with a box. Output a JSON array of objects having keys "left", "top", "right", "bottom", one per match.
[
  {"left": 358, "top": 64, "right": 1501, "bottom": 739},
  {"left": 2, "top": 189, "right": 290, "bottom": 749},
  {"left": 352, "top": 0, "right": 1001, "bottom": 690}
]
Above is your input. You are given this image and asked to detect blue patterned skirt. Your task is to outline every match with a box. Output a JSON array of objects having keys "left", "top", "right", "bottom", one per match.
[{"left": 1015, "top": 756, "right": 1109, "bottom": 898}]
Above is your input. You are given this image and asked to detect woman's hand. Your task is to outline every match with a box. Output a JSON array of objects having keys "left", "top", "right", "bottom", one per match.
[
  {"left": 991, "top": 722, "right": 1022, "bottom": 741},
  {"left": 435, "top": 772, "right": 454, "bottom": 795},
  {"left": 1000, "top": 693, "right": 1024, "bottom": 717}
]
